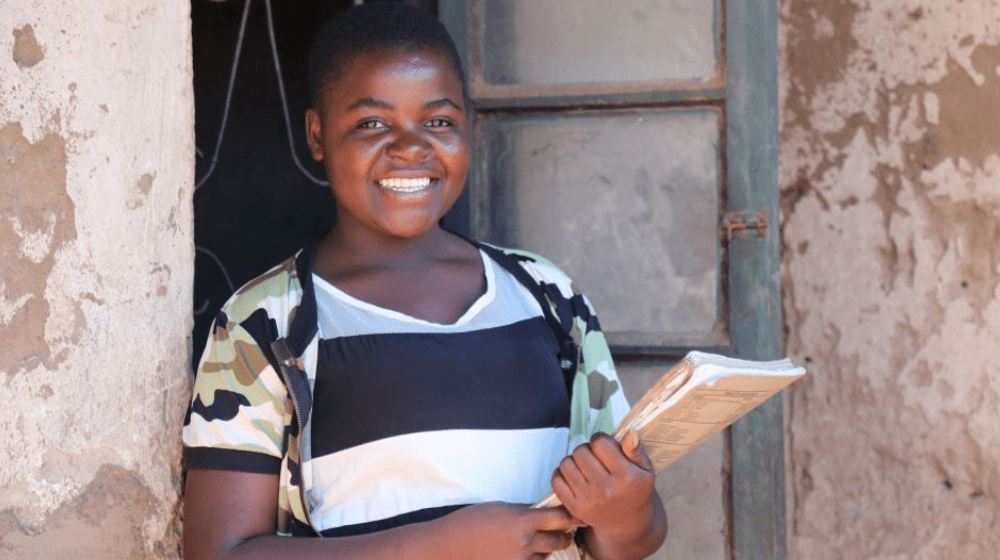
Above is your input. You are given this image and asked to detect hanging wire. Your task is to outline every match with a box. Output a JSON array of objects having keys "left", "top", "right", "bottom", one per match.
[
  {"left": 194, "top": 0, "right": 338, "bottom": 314},
  {"left": 263, "top": 0, "right": 329, "bottom": 186},
  {"left": 194, "top": 0, "right": 253, "bottom": 191},
  {"left": 194, "top": 246, "right": 236, "bottom": 315}
]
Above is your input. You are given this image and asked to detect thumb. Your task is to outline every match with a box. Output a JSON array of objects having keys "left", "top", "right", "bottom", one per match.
[
  {"left": 622, "top": 429, "right": 654, "bottom": 472},
  {"left": 535, "top": 506, "right": 586, "bottom": 532}
]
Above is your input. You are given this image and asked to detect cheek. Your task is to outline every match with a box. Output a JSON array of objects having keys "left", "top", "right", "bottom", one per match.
[
  {"left": 330, "top": 142, "right": 384, "bottom": 178},
  {"left": 440, "top": 135, "right": 471, "bottom": 170}
]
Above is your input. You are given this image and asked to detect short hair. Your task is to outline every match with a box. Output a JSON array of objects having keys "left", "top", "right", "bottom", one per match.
[{"left": 307, "top": 3, "right": 466, "bottom": 108}]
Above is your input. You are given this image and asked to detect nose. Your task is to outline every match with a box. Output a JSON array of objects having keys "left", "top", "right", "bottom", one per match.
[{"left": 386, "top": 128, "right": 432, "bottom": 163}]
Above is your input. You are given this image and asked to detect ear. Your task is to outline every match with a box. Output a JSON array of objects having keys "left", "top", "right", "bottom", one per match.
[{"left": 305, "top": 108, "right": 324, "bottom": 162}]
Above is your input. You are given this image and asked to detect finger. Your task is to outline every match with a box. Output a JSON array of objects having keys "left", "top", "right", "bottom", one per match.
[
  {"left": 551, "top": 472, "right": 577, "bottom": 506},
  {"left": 533, "top": 506, "right": 584, "bottom": 532},
  {"left": 530, "top": 529, "right": 575, "bottom": 553},
  {"left": 588, "top": 433, "right": 634, "bottom": 474},
  {"left": 622, "top": 429, "right": 654, "bottom": 472},
  {"left": 557, "top": 455, "right": 588, "bottom": 490},
  {"left": 572, "top": 442, "right": 612, "bottom": 480}
]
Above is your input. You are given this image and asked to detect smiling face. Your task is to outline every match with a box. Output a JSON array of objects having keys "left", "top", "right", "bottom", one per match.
[{"left": 306, "top": 48, "right": 470, "bottom": 243}]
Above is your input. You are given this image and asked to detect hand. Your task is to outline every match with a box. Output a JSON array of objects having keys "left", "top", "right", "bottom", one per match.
[
  {"left": 438, "top": 502, "right": 583, "bottom": 560},
  {"left": 550, "top": 431, "right": 657, "bottom": 537}
]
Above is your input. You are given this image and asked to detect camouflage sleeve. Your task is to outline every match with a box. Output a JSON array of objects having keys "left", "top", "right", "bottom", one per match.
[
  {"left": 572, "top": 292, "right": 630, "bottom": 443},
  {"left": 183, "top": 310, "right": 291, "bottom": 475},
  {"left": 504, "top": 248, "right": 630, "bottom": 448}
]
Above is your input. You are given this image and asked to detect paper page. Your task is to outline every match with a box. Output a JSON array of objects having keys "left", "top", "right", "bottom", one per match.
[{"left": 639, "top": 373, "right": 799, "bottom": 469}]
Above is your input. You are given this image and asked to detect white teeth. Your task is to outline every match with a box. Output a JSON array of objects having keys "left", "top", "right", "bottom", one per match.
[{"left": 378, "top": 177, "right": 432, "bottom": 192}]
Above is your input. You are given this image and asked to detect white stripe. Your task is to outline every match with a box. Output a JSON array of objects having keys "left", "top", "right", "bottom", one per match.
[
  {"left": 313, "top": 250, "right": 543, "bottom": 338},
  {"left": 313, "top": 250, "right": 495, "bottom": 328},
  {"left": 308, "top": 427, "right": 569, "bottom": 531}
]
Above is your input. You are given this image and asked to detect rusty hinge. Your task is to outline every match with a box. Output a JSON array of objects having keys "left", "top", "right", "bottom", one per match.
[{"left": 722, "top": 210, "right": 768, "bottom": 241}]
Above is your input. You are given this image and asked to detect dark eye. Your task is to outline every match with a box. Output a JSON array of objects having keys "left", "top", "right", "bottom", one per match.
[
  {"left": 358, "top": 119, "right": 387, "bottom": 130},
  {"left": 426, "top": 118, "right": 452, "bottom": 129}
]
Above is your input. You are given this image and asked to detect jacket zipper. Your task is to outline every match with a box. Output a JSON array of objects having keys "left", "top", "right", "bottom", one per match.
[{"left": 272, "top": 340, "right": 318, "bottom": 535}]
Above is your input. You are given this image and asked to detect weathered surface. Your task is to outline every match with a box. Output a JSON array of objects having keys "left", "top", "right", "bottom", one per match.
[
  {"left": 12, "top": 24, "right": 44, "bottom": 68},
  {"left": 780, "top": 0, "right": 1000, "bottom": 557},
  {"left": 0, "top": 123, "right": 74, "bottom": 375},
  {"left": 0, "top": 465, "right": 178, "bottom": 560},
  {"left": 0, "top": 2, "right": 193, "bottom": 558}
]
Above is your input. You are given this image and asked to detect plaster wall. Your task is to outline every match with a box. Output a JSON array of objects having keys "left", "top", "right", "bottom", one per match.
[
  {"left": 0, "top": 2, "right": 193, "bottom": 558},
  {"left": 780, "top": 0, "right": 1000, "bottom": 557}
]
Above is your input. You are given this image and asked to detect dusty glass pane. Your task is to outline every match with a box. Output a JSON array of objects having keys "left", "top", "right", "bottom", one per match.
[
  {"left": 479, "top": 110, "right": 722, "bottom": 344},
  {"left": 481, "top": 0, "right": 718, "bottom": 86}
]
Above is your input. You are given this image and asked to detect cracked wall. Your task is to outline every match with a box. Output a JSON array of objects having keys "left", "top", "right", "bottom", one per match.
[
  {"left": 1, "top": 2, "right": 193, "bottom": 558},
  {"left": 781, "top": 0, "right": 1000, "bottom": 558}
]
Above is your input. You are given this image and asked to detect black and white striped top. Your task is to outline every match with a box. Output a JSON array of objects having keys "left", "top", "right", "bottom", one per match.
[{"left": 307, "top": 249, "right": 571, "bottom": 536}]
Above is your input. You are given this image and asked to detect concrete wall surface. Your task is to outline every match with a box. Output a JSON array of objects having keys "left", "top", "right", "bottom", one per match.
[
  {"left": 781, "top": 0, "right": 1000, "bottom": 557},
  {"left": 0, "top": 1, "right": 193, "bottom": 558}
]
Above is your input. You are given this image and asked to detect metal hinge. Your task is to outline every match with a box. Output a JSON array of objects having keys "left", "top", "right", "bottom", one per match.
[{"left": 722, "top": 210, "right": 768, "bottom": 241}]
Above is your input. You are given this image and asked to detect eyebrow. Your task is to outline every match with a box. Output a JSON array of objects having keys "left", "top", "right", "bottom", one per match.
[
  {"left": 345, "top": 97, "right": 463, "bottom": 112},
  {"left": 425, "top": 98, "right": 463, "bottom": 111},
  {"left": 346, "top": 97, "right": 393, "bottom": 112}
]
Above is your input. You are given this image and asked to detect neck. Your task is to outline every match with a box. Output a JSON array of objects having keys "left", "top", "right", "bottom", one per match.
[{"left": 321, "top": 223, "right": 461, "bottom": 269}]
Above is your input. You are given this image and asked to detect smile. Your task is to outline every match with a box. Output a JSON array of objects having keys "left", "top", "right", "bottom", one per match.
[{"left": 378, "top": 177, "right": 434, "bottom": 193}]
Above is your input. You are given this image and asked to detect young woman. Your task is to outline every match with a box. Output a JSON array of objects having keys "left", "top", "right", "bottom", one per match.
[{"left": 182, "top": 5, "right": 666, "bottom": 560}]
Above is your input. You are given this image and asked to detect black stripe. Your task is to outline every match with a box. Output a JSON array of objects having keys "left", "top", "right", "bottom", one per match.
[
  {"left": 184, "top": 446, "right": 282, "bottom": 474},
  {"left": 291, "top": 504, "right": 469, "bottom": 537},
  {"left": 311, "top": 318, "right": 569, "bottom": 458}
]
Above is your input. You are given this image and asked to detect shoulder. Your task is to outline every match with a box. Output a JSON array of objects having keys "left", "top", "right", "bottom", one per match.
[
  {"left": 478, "top": 242, "right": 578, "bottom": 298},
  {"left": 215, "top": 252, "right": 304, "bottom": 331}
]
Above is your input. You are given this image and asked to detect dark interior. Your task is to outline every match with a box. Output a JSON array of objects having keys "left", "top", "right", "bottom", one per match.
[{"left": 190, "top": 0, "right": 436, "bottom": 367}]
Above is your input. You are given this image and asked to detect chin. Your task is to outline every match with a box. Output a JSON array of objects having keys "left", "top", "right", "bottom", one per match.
[{"left": 381, "top": 219, "right": 440, "bottom": 240}]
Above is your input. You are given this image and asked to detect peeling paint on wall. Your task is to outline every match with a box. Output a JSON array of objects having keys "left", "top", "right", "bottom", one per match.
[
  {"left": 127, "top": 172, "right": 156, "bottom": 209},
  {"left": 919, "top": 44, "right": 1000, "bottom": 170},
  {"left": 781, "top": 0, "right": 1000, "bottom": 558},
  {"left": 12, "top": 24, "right": 44, "bottom": 68},
  {"left": 0, "top": 122, "right": 76, "bottom": 376}
]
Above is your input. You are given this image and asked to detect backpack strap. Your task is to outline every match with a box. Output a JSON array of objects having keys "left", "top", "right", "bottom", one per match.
[{"left": 474, "top": 242, "right": 580, "bottom": 396}]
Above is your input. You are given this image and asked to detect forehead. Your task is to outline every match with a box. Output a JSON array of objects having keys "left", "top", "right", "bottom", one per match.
[{"left": 323, "top": 48, "right": 464, "bottom": 101}]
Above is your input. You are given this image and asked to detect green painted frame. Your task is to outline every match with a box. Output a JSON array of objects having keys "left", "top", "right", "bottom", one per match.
[{"left": 725, "top": 0, "right": 786, "bottom": 558}]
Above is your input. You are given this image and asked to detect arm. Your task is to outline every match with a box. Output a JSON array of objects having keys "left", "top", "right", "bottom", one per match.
[
  {"left": 552, "top": 432, "right": 667, "bottom": 560},
  {"left": 184, "top": 468, "right": 583, "bottom": 560}
]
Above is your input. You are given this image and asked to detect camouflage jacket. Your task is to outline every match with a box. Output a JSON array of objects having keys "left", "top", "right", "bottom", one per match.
[{"left": 183, "top": 240, "right": 630, "bottom": 537}]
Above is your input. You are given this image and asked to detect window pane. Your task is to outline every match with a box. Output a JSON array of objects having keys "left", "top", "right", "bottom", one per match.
[
  {"left": 478, "top": 109, "right": 723, "bottom": 346},
  {"left": 480, "top": 0, "right": 718, "bottom": 86}
]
